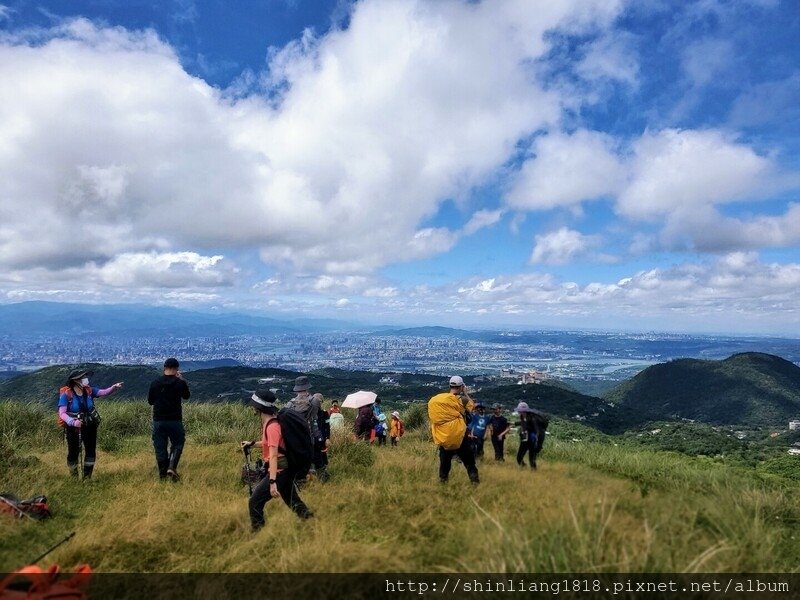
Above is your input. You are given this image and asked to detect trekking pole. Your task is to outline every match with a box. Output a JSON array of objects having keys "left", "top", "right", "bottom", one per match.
[
  {"left": 0, "top": 496, "right": 34, "bottom": 521},
  {"left": 78, "top": 427, "right": 84, "bottom": 479},
  {"left": 242, "top": 445, "right": 253, "bottom": 496},
  {"left": 29, "top": 531, "right": 76, "bottom": 564}
]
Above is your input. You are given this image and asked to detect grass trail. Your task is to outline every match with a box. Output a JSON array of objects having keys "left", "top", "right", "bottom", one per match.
[{"left": 1, "top": 403, "right": 799, "bottom": 573}]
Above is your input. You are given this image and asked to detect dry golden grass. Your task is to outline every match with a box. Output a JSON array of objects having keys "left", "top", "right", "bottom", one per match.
[{"left": 2, "top": 405, "right": 799, "bottom": 573}]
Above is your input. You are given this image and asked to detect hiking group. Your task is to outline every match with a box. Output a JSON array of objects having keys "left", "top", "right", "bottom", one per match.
[{"left": 55, "top": 365, "right": 547, "bottom": 530}]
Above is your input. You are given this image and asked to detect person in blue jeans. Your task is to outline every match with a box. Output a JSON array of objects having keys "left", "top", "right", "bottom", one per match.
[{"left": 148, "top": 357, "right": 190, "bottom": 481}]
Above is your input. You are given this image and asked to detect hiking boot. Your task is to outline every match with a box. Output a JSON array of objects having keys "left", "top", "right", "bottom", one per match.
[
  {"left": 531, "top": 461, "right": 537, "bottom": 470},
  {"left": 439, "top": 478, "right": 448, "bottom": 484},
  {"left": 68, "top": 464, "right": 79, "bottom": 478},
  {"left": 468, "top": 472, "right": 480, "bottom": 485},
  {"left": 316, "top": 468, "right": 330, "bottom": 483},
  {"left": 294, "top": 505, "right": 314, "bottom": 519},
  {"left": 167, "top": 468, "right": 180, "bottom": 482}
]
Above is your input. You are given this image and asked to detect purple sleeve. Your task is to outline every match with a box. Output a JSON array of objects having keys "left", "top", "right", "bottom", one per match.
[
  {"left": 95, "top": 386, "right": 115, "bottom": 397},
  {"left": 59, "top": 405, "right": 75, "bottom": 426}
]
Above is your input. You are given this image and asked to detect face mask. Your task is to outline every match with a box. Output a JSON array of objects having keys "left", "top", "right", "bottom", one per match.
[{"left": 80, "top": 378, "right": 89, "bottom": 386}]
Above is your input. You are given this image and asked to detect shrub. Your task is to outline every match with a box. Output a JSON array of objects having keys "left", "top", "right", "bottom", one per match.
[{"left": 402, "top": 403, "right": 428, "bottom": 431}]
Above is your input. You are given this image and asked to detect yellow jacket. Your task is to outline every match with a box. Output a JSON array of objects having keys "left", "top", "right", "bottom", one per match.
[{"left": 428, "top": 391, "right": 473, "bottom": 450}]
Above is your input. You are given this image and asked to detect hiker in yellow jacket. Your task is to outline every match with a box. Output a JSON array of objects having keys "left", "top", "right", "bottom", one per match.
[{"left": 427, "top": 376, "right": 480, "bottom": 484}]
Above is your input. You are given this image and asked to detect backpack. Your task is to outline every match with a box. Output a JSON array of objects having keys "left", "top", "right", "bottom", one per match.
[
  {"left": 398, "top": 420, "right": 405, "bottom": 437},
  {"left": 56, "top": 386, "right": 93, "bottom": 428},
  {"left": 276, "top": 408, "right": 313, "bottom": 478}
]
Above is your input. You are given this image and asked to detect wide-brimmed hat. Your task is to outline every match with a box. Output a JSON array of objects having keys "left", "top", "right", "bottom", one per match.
[
  {"left": 293, "top": 376, "right": 311, "bottom": 392},
  {"left": 391, "top": 411, "right": 400, "bottom": 418},
  {"left": 249, "top": 389, "right": 278, "bottom": 414},
  {"left": 67, "top": 368, "right": 93, "bottom": 382},
  {"left": 515, "top": 401, "right": 532, "bottom": 413}
]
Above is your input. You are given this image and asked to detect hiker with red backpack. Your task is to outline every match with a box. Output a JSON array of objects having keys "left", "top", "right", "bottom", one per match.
[
  {"left": 241, "top": 389, "right": 313, "bottom": 531},
  {"left": 57, "top": 368, "right": 123, "bottom": 479}
]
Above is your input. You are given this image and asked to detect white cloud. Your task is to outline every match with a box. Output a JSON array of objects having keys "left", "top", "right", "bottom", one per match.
[
  {"left": 462, "top": 209, "right": 504, "bottom": 235},
  {"left": 530, "top": 227, "right": 599, "bottom": 265},
  {"left": 0, "top": 0, "right": 631, "bottom": 284},
  {"left": 506, "top": 130, "right": 625, "bottom": 210},
  {"left": 376, "top": 253, "right": 800, "bottom": 331},
  {"left": 618, "top": 129, "right": 773, "bottom": 220}
]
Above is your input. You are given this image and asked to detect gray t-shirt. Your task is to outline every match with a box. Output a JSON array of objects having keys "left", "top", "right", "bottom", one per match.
[{"left": 286, "top": 394, "right": 322, "bottom": 439}]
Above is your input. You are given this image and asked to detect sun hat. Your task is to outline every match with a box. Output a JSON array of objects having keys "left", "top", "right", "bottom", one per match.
[
  {"left": 449, "top": 375, "right": 464, "bottom": 387},
  {"left": 249, "top": 388, "right": 278, "bottom": 414},
  {"left": 293, "top": 376, "right": 312, "bottom": 392},
  {"left": 378, "top": 413, "right": 387, "bottom": 422},
  {"left": 67, "top": 368, "right": 93, "bottom": 382},
  {"left": 391, "top": 411, "right": 400, "bottom": 418},
  {"left": 515, "top": 401, "right": 532, "bottom": 413}
]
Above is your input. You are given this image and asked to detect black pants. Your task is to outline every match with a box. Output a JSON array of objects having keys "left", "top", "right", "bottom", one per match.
[
  {"left": 471, "top": 436, "right": 485, "bottom": 458},
  {"left": 491, "top": 436, "right": 505, "bottom": 460},
  {"left": 438, "top": 436, "right": 479, "bottom": 483},
  {"left": 65, "top": 425, "right": 97, "bottom": 477},
  {"left": 377, "top": 434, "right": 386, "bottom": 446},
  {"left": 152, "top": 420, "right": 185, "bottom": 478},
  {"left": 390, "top": 436, "right": 398, "bottom": 446},
  {"left": 248, "top": 469, "right": 310, "bottom": 530},
  {"left": 517, "top": 440, "right": 538, "bottom": 468}
]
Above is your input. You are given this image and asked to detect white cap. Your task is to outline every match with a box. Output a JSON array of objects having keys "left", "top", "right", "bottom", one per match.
[{"left": 449, "top": 375, "right": 464, "bottom": 387}]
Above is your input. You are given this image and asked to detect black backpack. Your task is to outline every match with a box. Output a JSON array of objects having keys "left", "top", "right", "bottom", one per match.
[{"left": 277, "top": 408, "right": 313, "bottom": 478}]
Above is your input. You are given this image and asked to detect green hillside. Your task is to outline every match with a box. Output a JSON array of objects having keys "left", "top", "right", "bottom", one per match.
[
  {"left": 606, "top": 352, "right": 800, "bottom": 426},
  {"left": 2, "top": 401, "right": 799, "bottom": 575}
]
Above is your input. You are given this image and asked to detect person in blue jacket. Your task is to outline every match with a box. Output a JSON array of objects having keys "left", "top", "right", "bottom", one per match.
[
  {"left": 468, "top": 402, "right": 490, "bottom": 459},
  {"left": 58, "top": 368, "right": 123, "bottom": 478}
]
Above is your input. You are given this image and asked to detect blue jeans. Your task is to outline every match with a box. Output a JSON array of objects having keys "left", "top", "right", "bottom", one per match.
[{"left": 152, "top": 420, "right": 185, "bottom": 478}]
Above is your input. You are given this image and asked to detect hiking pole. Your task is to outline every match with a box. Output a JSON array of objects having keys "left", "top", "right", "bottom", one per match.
[
  {"left": 78, "top": 427, "right": 84, "bottom": 479},
  {"left": 29, "top": 531, "right": 76, "bottom": 564},
  {"left": 0, "top": 496, "right": 34, "bottom": 521},
  {"left": 242, "top": 445, "right": 253, "bottom": 496}
]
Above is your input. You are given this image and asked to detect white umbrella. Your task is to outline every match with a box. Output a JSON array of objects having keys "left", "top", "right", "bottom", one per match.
[{"left": 342, "top": 390, "right": 377, "bottom": 409}]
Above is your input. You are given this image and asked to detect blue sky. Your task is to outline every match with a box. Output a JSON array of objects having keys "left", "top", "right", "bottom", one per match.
[{"left": 0, "top": 0, "right": 799, "bottom": 334}]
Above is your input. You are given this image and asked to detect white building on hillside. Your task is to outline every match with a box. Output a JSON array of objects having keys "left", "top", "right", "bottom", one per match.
[{"left": 789, "top": 420, "right": 800, "bottom": 431}]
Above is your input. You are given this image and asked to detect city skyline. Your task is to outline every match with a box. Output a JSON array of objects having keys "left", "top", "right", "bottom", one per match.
[{"left": 0, "top": 1, "right": 799, "bottom": 333}]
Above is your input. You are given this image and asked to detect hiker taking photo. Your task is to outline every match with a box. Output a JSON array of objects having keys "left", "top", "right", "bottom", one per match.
[
  {"left": 57, "top": 368, "right": 123, "bottom": 478},
  {"left": 241, "top": 389, "right": 313, "bottom": 531},
  {"left": 148, "top": 357, "right": 190, "bottom": 481},
  {"left": 427, "top": 376, "right": 479, "bottom": 485}
]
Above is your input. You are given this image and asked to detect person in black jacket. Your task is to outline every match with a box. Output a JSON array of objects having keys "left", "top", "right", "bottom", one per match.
[{"left": 148, "top": 357, "right": 191, "bottom": 481}]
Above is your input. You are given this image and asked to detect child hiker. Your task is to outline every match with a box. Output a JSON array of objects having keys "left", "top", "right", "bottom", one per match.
[{"left": 389, "top": 410, "right": 405, "bottom": 447}]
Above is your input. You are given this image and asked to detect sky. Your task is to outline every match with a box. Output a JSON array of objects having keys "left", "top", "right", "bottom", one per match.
[{"left": 0, "top": 0, "right": 799, "bottom": 334}]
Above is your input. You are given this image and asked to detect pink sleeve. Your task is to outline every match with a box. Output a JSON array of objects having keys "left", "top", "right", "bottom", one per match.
[
  {"left": 96, "top": 386, "right": 115, "bottom": 397},
  {"left": 59, "top": 405, "right": 73, "bottom": 426}
]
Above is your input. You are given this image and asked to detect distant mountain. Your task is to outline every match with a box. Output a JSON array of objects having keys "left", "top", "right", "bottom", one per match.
[
  {"left": 0, "top": 301, "right": 300, "bottom": 337},
  {"left": 0, "top": 363, "right": 452, "bottom": 405},
  {"left": 605, "top": 352, "right": 800, "bottom": 426},
  {"left": 390, "top": 326, "right": 485, "bottom": 340},
  {"left": 484, "top": 382, "right": 637, "bottom": 433}
]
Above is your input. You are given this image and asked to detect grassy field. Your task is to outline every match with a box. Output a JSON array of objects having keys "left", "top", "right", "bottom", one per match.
[{"left": 1, "top": 401, "right": 799, "bottom": 573}]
